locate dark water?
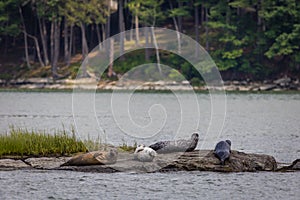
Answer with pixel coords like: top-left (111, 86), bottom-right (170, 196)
top-left (0, 91), bottom-right (299, 199)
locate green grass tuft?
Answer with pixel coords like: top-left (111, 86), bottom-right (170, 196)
top-left (0, 128), bottom-right (88, 157)
top-left (118, 140), bottom-right (137, 152)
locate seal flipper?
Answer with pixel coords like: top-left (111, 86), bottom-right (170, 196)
top-left (220, 160), bottom-right (225, 165)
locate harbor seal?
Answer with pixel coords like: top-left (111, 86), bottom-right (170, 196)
top-left (61, 149), bottom-right (118, 166)
top-left (214, 140), bottom-right (231, 165)
top-left (133, 144), bottom-right (157, 162)
top-left (149, 133), bottom-right (199, 153)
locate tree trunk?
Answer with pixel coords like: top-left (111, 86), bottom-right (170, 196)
top-left (195, 3), bottom-right (200, 58)
top-left (96, 24), bottom-right (102, 51)
top-left (50, 20), bottom-right (54, 66)
top-left (130, 20), bottom-right (133, 41)
top-left (168, 0), bottom-right (181, 54)
top-left (105, 0), bottom-right (111, 52)
top-left (67, 25), bottom-right (73, 67)
top-left (38, 17), bottom-right (49, 66)
top-left (135, 14), bottom-right (139, 45)
top-left (80, 22), bottom-right (88, 77)
top-left (64, 20), bottom-right (69, 64)
top-left (26, 33), bottom-right (45, 67)
top-left (178, 0), bottom-right (183, 33)
top-left (101, 23), bottom-right (106, 40)
top-left (205, 6), bottom-right (209, 51)
top-left (151, 27), bottom-right (162, 75)
top-left (145, 27), bottom-right (150, 61)
top-left (119, 0), bottom-right (125, 57)
top-left (201, 4), bottom-right (205, 26)
top-left (80, 23), bottom-right (89, 59)
top-left (72, 27), bottom-right (76, 56)
top-left (226, 0), bottom-right (231, 25)
top-left (18, 6), bottom-right (31, 68)
top-left (106, 0), bottom-right (111, 40)
top-left (108, 38), bottom-right (114, 77)
top-left (52, 20), bottom-right (60, 78)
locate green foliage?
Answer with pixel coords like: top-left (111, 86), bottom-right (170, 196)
top-left (168, 69), bottom-right (185, 82)
top-left (62, 0), bottom-right (108, 25)
top-left (169, 5), bottom-right (190, 18)
top-left (190, 77), bottom-right (203, 86)
top-left (1, 0), bottom-right (300, 80)
top-left (128, 0), bottom-right (164, 26)
top-left (0, 0), bottom-right (20, 38)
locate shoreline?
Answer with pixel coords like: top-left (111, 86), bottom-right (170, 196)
top-left (0, 76), bottom-right (300, 92)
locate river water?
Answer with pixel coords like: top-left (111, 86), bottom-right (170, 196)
top-left (0, 91), bottom-right (299, 199)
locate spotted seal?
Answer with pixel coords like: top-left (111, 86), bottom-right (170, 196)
top-left (149, 133), bottom-right (199, 153)
top-left (133, 144), bottom-right (157, 162)
top-left (214, 140), bottom-right (231, 165)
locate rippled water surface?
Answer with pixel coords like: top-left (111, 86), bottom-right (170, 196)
top-left (0, 170), bottom-right (299, 200)
top-left (0, 91), bottom-right (299, 199)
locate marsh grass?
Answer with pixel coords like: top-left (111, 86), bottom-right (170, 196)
top-left (0, 128), bottom-right (89, 157)
top-left (118, 140), bottom-right (137, 152)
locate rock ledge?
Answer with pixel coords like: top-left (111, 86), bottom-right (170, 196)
top-left (0, 150), bottom-right (296, 173)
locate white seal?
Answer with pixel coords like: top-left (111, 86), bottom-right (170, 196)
top-left (133, 144), bottom-right (157, 162)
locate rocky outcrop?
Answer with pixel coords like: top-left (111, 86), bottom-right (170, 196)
top-left (24, 157), bottom-right (71, 169)
top-left (0, 150), bottom-right (296, 173)
top-left (59, 150), bottom-right (278, 173)
top-left (277, 159), bottom-right (300, 172)
top-left (0, 159), bottom-right (30, 170)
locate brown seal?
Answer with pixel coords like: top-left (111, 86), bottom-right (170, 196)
top-left (61, 149), bottom-right (118, 166)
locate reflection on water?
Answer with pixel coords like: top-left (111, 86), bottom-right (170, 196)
top-left (0, 92), bottom-right (299, 199)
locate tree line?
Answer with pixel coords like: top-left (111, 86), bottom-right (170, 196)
top-left (0, 0), bottom-right (299, 80)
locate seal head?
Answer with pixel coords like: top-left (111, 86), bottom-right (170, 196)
top-left (214, 140), bottom-right (231, 165)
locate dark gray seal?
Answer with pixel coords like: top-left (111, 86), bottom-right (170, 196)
top-left (214, 140), bottom-right (231, 165)
top-left (149, 133), bottom-right (199, 153)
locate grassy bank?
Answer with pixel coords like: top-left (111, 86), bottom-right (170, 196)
top-left (0, 128), bottom-right (90, 157)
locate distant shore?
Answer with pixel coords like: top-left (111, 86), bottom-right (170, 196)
top-left (0, 76), bottom-right (299, 92)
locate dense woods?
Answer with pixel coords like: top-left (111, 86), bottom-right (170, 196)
top-left (0, 0), bottom-right (299, 81)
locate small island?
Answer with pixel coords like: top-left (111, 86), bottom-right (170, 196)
top-left (0, 129), bottom-right (299, 173)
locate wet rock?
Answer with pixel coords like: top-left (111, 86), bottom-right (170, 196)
top-left (291, 159), bottom-right (300, 170)
top-left (274, 76), bottom-right (291, 85)
top-left (59, 150), bottom-right (277, 173)
top-left (277, 159), bottom-right (300, 172)
top-left (288, 83), bottom-right (299, 90)
top-left (0, 79), bottom-right (5, 85)
top-left (26, 78), bottom-right (50, 84)
top-left (259, 84), bottom-right (277, 91)
top-left (0, 159), bottom-right (30, 170)
top-left (161, 150), bottom-right (277, 172)
top-left (25, 157), bottom-right (71, 169)
top-left (237, 86), bottom-right (251, 91)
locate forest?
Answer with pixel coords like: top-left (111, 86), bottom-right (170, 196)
top-left (0, 0), bottom-right (299, 81)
